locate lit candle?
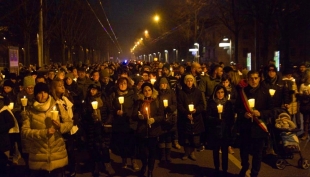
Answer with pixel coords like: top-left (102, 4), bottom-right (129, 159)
top-left (91, 101), bottom-right (98, 110)
top-left (217, 104), bottom-right (223, 113)
top-left (118, 96), bottom-right (124, 111)
top-left (248, 99), bottom-right (255, 108)
top-left (170, 68), bottom-right (174, 76)
top-left (201, 72), bottom-right (204, 76)
top-left (188, 104), bottom-right (194, 112)
top-left (8, 102), bottom-right (14, 110)
top-left (73, 78), bottom-right (77, 82)
top-left (51, 106), bottom-right (59, 121)
top-left (150, 79), bottom-right (156, 85)
top-left (21, 96), bottom-right (28, 111)
top-left (269, 89), bottom-right (276, 97)
top-left (137, 74), bottom-right (140, 76)
top-left (228, 94), bottom-right (231, 100)
top-left (163, 99), bottom-right (168, 107)
top-left (146, 107), bottom-right (151, 128)
top-left (2, 75), bottom-right (5, 79)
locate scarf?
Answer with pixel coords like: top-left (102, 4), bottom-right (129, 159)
top-left (214, 97), bottom-right (227, 105)
top-left (239, 88), bottom-right (268, 133)
top-left (33, 96), bottom-right (53, 112)
top-left (117, 89), bottom-right (128, 96)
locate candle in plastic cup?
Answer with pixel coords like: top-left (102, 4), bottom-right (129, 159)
top-left (228, 94), bottom-right (231, 100)
top-left (51, 106), bottom-right (59, 121)
top-left (217, 104), bottom-right (223, 113)
top-left (188, 104), bottom-right (194, 112)
top-left (269, 89), bottom-right (276, 96)
top-left (248, 99), bottom-right (255, 108)
top-left (21, 96), bottom-right (28, 107)
top-left (8, 102), bottom-right (14, 110)
top-left (2, 75), bottom-right (5, 79)
top-left (150, 79), bottom-right (156, 85)
top-left (201, 72), bottom-right (204, 76)
top-left (118, 97), bottom-right (124, 104)
top-left (91, 101), bottom-right (98, 110)
top-left (163, 100), bottom-right (168, 107)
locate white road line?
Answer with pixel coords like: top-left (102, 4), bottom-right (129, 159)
top-left (228, 153), bottom-right (251, 177)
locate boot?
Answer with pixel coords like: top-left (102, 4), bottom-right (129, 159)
top-left (122, 158), bottom-right (128, 168)
top-left (173, 140), bottom-right (181, 150)
top-left (92, 162), bottom-right (100, 177)
top-left (104, 162), bottom-right (115, 175)
top-left (238, 167), bottom-right (248, 177)
top-left (301, 123), bottom-right (309, 140)
top-left (131, 158), bottom-right (139, 171)
top-left (189, 148), bottom-right (196, 161)
top-left (147, 170), bottom-right (153, 177)
top-left (182, 146), bottom-right (190, 160)
top-left (160, 148), bottom-right (166, 162)
top-left (165, 142), bottom-right (172, 162)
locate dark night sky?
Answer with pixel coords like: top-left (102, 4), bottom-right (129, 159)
top-left (106, 0), bottom-right (161, 58)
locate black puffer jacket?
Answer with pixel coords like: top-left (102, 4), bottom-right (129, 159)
top-left (0, 105), bottom-right (15, 152)
top-left (136, 89), bottom-right (164, 138)
top-left (158, 88), bottom-right (177, 133)
top-left (109, 89), bottom-right (139, 132)
top-left (177, 85), bottom-right (205, 136)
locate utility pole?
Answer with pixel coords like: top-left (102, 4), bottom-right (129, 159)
top-left (38, 0), bottom-right (44, 67)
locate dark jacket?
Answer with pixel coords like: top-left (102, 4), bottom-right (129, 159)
top-left (206, 85), bottom-right (235, 143)
top-left (177, 85), bottom-right (205, 136)
top-left (136, 89), bottom-right (164, 138)
top-left (77, 77), bottom-right (93, 100)
top-left (235, 84), bottom-right (273, 138)
top-left (109, 89), bottom-right (139, 132)
top-left (0, 109), bottom-right (15, 152)
top-left (158, 88), bottom-right (177, 133)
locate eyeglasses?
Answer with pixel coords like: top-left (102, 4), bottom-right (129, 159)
top-left (26, 87), bottom-right (34, 90)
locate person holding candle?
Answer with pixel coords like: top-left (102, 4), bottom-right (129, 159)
top-left (108, 77), bottom-right (140, 171)
top-left (177, 74), bottom-right (205, 161)
top-left (206, 85), bottom-right (235, 177)
top-left (297, 73), bottom-right (310, 140)
top-left (136, 82), bottom-right (164, 177)
top-left (158, 77), bottom-right (177, 163)
top-left (235, 70), bottom-right (273, 177)
top-left (82, 82), bottom-right (115, 176)
top-left (21, 82), bottom-right (73, 177)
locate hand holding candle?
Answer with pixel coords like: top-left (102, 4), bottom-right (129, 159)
top-left (269, 89), bottom-right (276, 97)
top-left (8, 102), bottom-right (14, 110)
top-left (146, 107), bottom-right (151, 128)
top-left (163, 99), bottom-right (168, 107)
top-left (91, 101), bottom-right (98, 115)
top-left (118, 96), bottom-right (124, 111)
top-left (51, 106), bottom-right (59, 121)
top-left (248, 99), bottom-right (255, 122)
top-left (217, 104), bottom-right (223, 120)
top-left (188, 104), bottom-right (194, 124)
top-left (21, 96), bottom-right (28, 111)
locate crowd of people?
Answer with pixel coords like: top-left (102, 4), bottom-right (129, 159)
top-left (0, 60), bottom-right (309, 177)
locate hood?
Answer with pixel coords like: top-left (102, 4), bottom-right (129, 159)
top-left (138, 88), bottom-right (158, 101)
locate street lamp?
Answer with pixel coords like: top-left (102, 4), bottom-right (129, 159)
top-left (154, 15), bottom-right (160, 23)
top-left (164, 50), bottom-right (168, 63)
top-left (219, 37), bottom-right (232, 62)
top-left (158, 52), bottom-right (161, 61)
top-left (173, 49), bottom-right (178, 62)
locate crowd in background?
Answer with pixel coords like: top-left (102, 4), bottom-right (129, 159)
top-left (0, 59), bottom-right (309, 177)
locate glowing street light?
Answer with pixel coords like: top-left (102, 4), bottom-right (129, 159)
top-left (219, 37), bottom-right (232, 62)
top-left (154, 15), bottom-right (160, 22)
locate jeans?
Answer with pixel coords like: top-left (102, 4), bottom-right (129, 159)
top-left (138, 137), bottom-right (158, 171)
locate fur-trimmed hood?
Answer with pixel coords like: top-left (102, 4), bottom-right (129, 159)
top-left (138, 88), bottom-right (158, 101)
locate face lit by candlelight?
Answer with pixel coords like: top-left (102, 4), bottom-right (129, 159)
top-left (216, 88), bottom-right (225, 100)
top-left (143, 86), bottom-right (153, 98)
top-left (36, 91), bottom-right (49, 103)
top-left (118, 80), bottom-right (128, 91)
top-left (55, 82), bottom-right (65, 94)
top-left (248, 73), bottom-right (260, 88)
top-left (160, 83), bottom-right (168, 90)
top-left (90, 88), bottom-right (98, 96)
top-left (185, 78), bottom-right (194, 88)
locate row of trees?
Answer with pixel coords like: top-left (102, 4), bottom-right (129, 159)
top-left (136, 0), bottom-right (310, 68)
top-left (0, 0), bottom-right (117, 66)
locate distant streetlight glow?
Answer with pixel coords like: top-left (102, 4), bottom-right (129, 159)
top-left (144, 30), bottom-right (148, 34)
top-left (154, 15), bottom-right (160, 22)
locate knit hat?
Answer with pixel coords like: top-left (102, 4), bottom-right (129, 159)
top-left (23, 76), bottom-right (35, 88)
top-left (88, 81), bottom-right (101, 90)
top-left (3, 80), bottom-right (14, 88)
top-left (132, 76), bottom-right (143, 85)
top-left (184, 74), bottom-right (195, 84)
top-left (159, 77), bottom-right (169, 85)
top-left (34, 82), bottom-right (49, 96)
top-left (141, 82), bottom-right (153, 92)
top-left (100, 69), bottom-right (110, 78)
top-left (65, 73), bottom-right (74, 80)
top-left (162, 63), bottom-right (170, 70)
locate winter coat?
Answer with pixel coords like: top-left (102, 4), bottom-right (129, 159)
top-left (77, 77), bottom-right (93, 100)
top-left (282, 77), bottom-right (298, 115)
top-left (235, 84), bottom-right (273, 138)
top-left (21, 96), bottom-right (73, 171)
top-left (177, 85), bottom-right (205, 136)
top-left (297, 83), bottom-right (310, 114)
top-left (136, 89), bottom-right (164, 138)
top-left (0, 105), bottom-right (14, 152)
top-left (206, 95), bottom-right (235, 145)
top-left (109, 89), bottom-right (139, 132)
top-left (158, 88), bottom-right (177, 133)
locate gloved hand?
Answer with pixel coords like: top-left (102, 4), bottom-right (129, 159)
top-left (147, 118), bottom-right (155, 125)
top-left (92, 113), bottom-right (100, 122)
top-left (138, 111), bottom-right (144, 120)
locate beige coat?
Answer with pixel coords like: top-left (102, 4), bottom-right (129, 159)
top-left (21, 96), bottom-right (73, 171)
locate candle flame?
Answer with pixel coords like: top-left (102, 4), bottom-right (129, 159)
top-left (53, 106), bottom-right (56, 111)
top-left (146, 107), bottom-right (148, 111)
top-left (24, 96), bottom-right (26, 98)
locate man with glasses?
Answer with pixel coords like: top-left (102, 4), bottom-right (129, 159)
top-left (236, 70), bottom-right (273, 177)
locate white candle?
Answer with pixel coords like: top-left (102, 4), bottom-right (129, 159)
top-left (91, 101), bottom-right (98, 110)
top-left (188, 104), bottom-right (194, 112)
top-left (201, 72), bottom-right (204, 76)
top-left (8, 102), bottom-right (14, 110)
top-left (51, 106), bottom-right (59, 121)
top-left (21, 96), bottom-right (28, 107)
top-left (137, 74), bottom-right (139, 76)
top-left (73, 78), bottom-right (77, 82)
top-left (269, 89), bottom-right (276, 96)
top-left (118, 96), bottom-right (124, 104)
top-left (248, 99), bottom-right (255, 108)
top-left (163, 99), bottom-right (168, 107)
top-left (150, 79), bottom-right (156, 85)
top-left (228, 94), bottom-right (231, 100)
top-left (2, 75), bottom-right (5, 79)
top-left (217, 104), bottom-right (223, 113)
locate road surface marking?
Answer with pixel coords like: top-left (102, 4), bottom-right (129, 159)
top-left (229, 153), bottom-right (250, 177)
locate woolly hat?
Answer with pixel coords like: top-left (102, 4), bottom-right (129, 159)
top-left (100, 69), bottom-right (110, 78)
top-left (3, 79), bottom-right (14, 88)
top-left (162, 63), bottom-right (170, 70)
top-left (141, 82), bottom-right (153, 92)
top-left (184, 74), bottom-right (195, 84)
top-left (65, 73), bottom-right (74, 80)
top-left (159, 77), bottom-right (169, 85)
top-left (23, 76), bottom-right (35, 88)
top-left (34, 82), bottom-right (49, 96)
top-left (133, 76), bottom-right (143, 85)
top-left (88, 81), bottom-right (101, 90)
